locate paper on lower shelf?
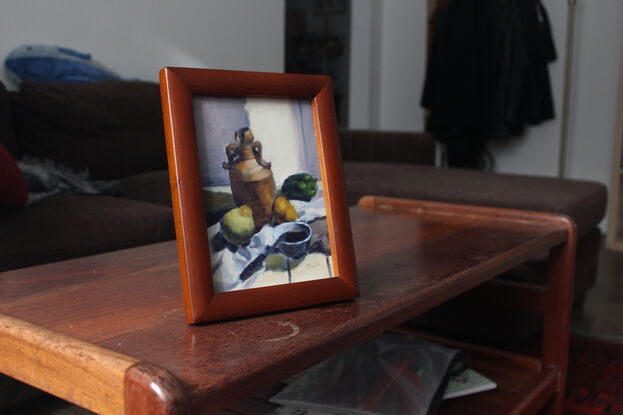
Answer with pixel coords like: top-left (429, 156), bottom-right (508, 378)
top-left (271, 369), bottom-right (499, 415)
top-left (270, 406), bottom-right (334, 415)
top-left (442, 368), bottom-right (497, 400)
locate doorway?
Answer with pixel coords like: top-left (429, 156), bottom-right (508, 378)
top-left (285, 0), bottom-right (351, 127)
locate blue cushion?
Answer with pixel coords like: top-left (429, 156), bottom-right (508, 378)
top-left (5, 45), bottom-right (119, 84)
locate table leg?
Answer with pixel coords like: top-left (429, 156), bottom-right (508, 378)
top-left (541, 218), bottom-right (576, 415)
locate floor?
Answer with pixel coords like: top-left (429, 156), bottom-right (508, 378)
top-left (2, 395), bottom-right (92, 415)
top-left (4, 245), bottom-right (622, 414)
top-left (572, 245), bottom-right (623, 339)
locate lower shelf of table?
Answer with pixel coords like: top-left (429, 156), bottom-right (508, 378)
top-left (224, 329), bottom-right (559, 415)
top-left (411, 330), bottom-right (558, 415)
top-left (438, 354), bottom-right (557, 415)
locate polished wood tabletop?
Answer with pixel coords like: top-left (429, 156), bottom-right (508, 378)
top-left (0, 197), bottom-right (574, 415)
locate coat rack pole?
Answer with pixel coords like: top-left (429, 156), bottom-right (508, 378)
top-left (559, 0), bottom-right (578, 178)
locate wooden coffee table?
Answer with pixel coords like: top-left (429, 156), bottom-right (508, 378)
top-left (0, 196), bottom-right (576, 415)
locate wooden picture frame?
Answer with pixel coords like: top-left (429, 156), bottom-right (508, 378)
top-left (160, 67), bottom-right (358, 324)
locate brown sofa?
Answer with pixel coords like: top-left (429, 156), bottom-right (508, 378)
top-left (340, 129), bottom-right (606, 306)
top-left (0, 81), bottom-right (175, 273)
top-left (0, 80), bottom-right (607, 407)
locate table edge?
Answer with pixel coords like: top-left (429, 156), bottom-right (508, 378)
top-left (0, 313), bottom-right (189, 415)
top-left (357, 196), bottom-right (577, 232)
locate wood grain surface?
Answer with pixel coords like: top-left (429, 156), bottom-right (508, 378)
top-left (0, 199), bottom-right (574, 414)
top-left (124, 362), bottom-right (189, 415)
top-left (0, 313), bottom-right (136, 415)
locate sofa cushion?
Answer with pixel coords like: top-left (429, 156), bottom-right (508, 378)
top-left (0, 194), bottom-right (174, 272)
top-left (0, 82), bottom-right (18, 156)
top-left (119, 169), bottom-right (172, 208)
top-left (11, 80), bottom-right (166, 180)
top-left (339, 129), bottom-right (436, 166)
top-left (0, 143), bottom-right (27, 209)
top-left (343, 162), bottom-right (607, 238)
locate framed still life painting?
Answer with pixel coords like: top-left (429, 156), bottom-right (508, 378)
top-left (159, 67), bottom-right (358, 323)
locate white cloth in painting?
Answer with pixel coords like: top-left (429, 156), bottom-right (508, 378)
top-left (210, 188), bottom-right (327, 292)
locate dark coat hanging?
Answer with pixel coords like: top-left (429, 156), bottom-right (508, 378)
top-left (421, 0), bottom-right (556, 169)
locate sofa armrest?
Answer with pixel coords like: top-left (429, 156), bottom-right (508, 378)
top-left (338, 129), bottom-right (436, 166)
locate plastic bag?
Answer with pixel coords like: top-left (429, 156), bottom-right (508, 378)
top-left (271, 334), bottom-right (462, 415)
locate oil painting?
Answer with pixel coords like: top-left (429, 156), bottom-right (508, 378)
top-left (161, 67), bottom-right (357, 323)
top-left (193, 96), bottom-right (334, 293)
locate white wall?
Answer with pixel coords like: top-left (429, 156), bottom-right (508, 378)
top-left (349, 0), bottom-right (427, 131)
top-left (348, 0), bottom-right (374, 128)
top-left (0, 0), bottom-right (285, 88)
top-left (564, 1), bottom-right (623, 187)
top-left (376, 0), bottom-right (428, 131)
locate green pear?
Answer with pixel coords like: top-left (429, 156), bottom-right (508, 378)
top-left (220, 205), bottom-right (256, 246)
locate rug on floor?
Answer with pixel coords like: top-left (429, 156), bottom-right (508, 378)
top-left (565, 335), bottom-right (623, 415)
